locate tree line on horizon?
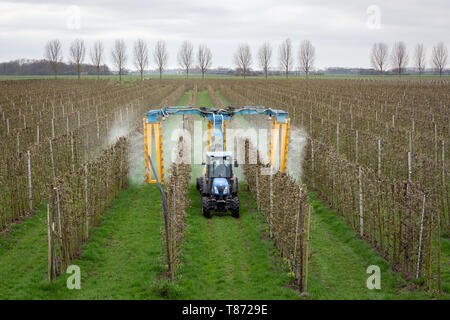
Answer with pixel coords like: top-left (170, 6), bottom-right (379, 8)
top-left (370, 41), bottom-right (448, 77)
top-left (1, 38), bottom-right (448, 80)
top-left (0, 58), bottom-right (113, 77)
top-left (40, 38), bottom-right (317, 81)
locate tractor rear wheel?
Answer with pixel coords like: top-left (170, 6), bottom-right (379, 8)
top-left (231, 197), bottom-right (240, 218)
top-left (202, 197), bottom-right (212, 219)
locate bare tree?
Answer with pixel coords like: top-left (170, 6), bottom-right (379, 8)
top-left (133, 39), bottom-right (149, 80)
top-left (45, 39), bottom-right (62, 79)
top-left (298, 40), bottom-right (315, 79)
top-left (111, 39), bottom-right (127, 83)
top-left (90, 41), bottom-right (104, 80)
top-left (69, 39), bottom-right (86, 79)
top-left (279, 38), bottom-right (293, 79)
top-left (233, 43), bottom-right (252, 79)
top-left (413, 43), bottom-right (426, 77)
top-left (370, 42), bottom-right (389, 75)
top-left (197, 45), bottom-right (212, 79)
top-left (431, 42), bottom-right (448, 78)
top-left (177, 41), bottom-right (194, 79)
top-left (391, 41), bottom-right (409, 76)
top-left (153, 40), bottom-right (168, 80)
top-left (258, 42), bottom-right (272, 79)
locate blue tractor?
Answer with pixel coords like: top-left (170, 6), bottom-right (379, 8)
top-left (144, 106), bottom-right (290, 219)
top-left (196, 152), bottom-right (239, 218)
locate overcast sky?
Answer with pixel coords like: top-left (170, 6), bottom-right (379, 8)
top-left (0, 0), bottom-right (449, 70)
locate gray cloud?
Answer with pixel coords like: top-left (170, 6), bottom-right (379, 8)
top-left (0, 0), bottom-right (448, 70)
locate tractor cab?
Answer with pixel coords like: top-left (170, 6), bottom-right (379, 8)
top-left (197, 152), bottom-right (239, 218)
top-left (206, 151), bottom-right (234, 176)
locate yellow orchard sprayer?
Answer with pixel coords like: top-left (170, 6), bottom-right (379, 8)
top-left (143, 106), bottom-right (290, 218)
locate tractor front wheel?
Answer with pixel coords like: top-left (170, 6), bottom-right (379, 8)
top-left (202, 197), bottom-right (212, 219)
top-left (231, 197), bottom-right (240, 218)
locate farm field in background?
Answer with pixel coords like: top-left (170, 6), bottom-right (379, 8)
top-left (0, 78), bottom-right (448, 299)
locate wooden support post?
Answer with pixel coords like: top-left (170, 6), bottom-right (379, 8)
top-left (295, 193), bottom-right (303, 291)
top-left (408, 151), bottom-right (412, 182)
top-left (358, 166), bottom-right (364, 237)
top-left (47, 203), bottom-right (56, 281)
top-left (304, 205), bottom-right (311, 293)
top-left (70, 133), bottom-right (75, 172)
top-left (434, 123), bottom-right (438, 162)
top-left (269, 167), bottom-right (273, 238)
top-left (27, 150), bottom-right (32, 211)
top-left (96, 118), bottom-right (100, 140)
top-left (54, 187), bottom-right (63, 254)
top-left (17, 132), bottom-right (20, 157)
top-left (84, 164), bottom-right (89, 238)
top-left (336, 123), bottom-right (340, 154)
top-left (255, 167), bottom-right (260, 212)
top-left (416, 194), bottom-right (426, 278)
top-left (49, 139), bottom-right (56, 180)
top-left (377, 139), bottom-right (381, 178)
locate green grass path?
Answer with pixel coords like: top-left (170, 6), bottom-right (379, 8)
top-left (306, 192), bottom-right (438, 299)
top-left (176, 186), bottom-right (300, 299)
top-left (177, 90), bottom-right (191, 105)
top-left (196, 90), bottom-right (214, 107)
top-left (171, 89), bottom-right (299, 299)
top-left (0, 184), bottom-right (167, 299)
